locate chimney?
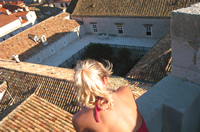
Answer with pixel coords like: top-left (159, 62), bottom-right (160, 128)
top-left (24, 6), bottom-right (29, 11)
top-left (12, 54), bottom-right (20, 63)
top-left (41, 35), bottom-right (48, 46)
top-left (5, 9), bottom-right (11, 15)
top-left (19, 17), bottom-right (22, 22)
top-left (28, 34), bottom-right (40, 42)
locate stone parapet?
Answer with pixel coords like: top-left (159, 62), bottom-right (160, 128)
top-left (171, 3), bottom-right (200, 85)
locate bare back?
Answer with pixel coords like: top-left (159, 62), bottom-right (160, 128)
top-left (72, 86), bottom-right (143, 132)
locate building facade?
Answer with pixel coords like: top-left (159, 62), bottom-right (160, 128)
top-left (72, 0), bottom-right (199, 39)
top-left (0, 1), bottom-right (38, 42)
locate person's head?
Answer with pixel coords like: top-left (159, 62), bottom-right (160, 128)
top-left (74, 59), bottom-right (113, 110)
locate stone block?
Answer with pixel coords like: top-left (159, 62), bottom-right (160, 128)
top-left (172, 40), bottom-right (195, 68)
top-left (171, 4), bottom-right (200, 41)
top-left (171, 65), bottom-right (200, 85)
top-left (162, 105), bottom-right (182, 132)
top-left (171, 4), bottom-right (200, 84)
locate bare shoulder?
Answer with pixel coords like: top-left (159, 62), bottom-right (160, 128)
top-left (115, 86), bottom-right (135, 99)
top-left (72, 111), bottom-right (86, 132)
top-left (115, 86), bottom-right (132, 95)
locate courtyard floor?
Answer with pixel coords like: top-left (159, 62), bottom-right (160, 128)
top-left (41, 34), bottom-right (159, 67)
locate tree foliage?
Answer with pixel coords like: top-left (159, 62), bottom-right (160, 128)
top-left (83, 43), bottom-right (113, 61)
top-left (119, 48), bottom-right (131, 59)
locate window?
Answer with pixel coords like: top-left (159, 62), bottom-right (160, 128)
top-left (65, 3), bottom-right (68, 7)
top-left (92, 24), bottom-right (98, 32)
top-left (64, 40), bottom-right (68, 46)
top-left (146, 26), bottom-right (152, 36)
top-left (61, 3), bottom-right (64, 7)
top-left (36, 57), bottom-right (41, 63)
top-left (117, 25), bottom-right (123, 34)
top-left (50, 48), bottom-right (56, 54)
top-left (144, 24), bottom-right (153, 36)
top-left (34, 36), bottom-right (39, 42)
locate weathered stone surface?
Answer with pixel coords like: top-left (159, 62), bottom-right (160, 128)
top-left (171, 3), bottom-right (200, 85)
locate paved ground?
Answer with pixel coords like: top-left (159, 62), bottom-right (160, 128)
top-left (41, 34), bottom-right (159, 67)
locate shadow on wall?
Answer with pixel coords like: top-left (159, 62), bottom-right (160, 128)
top-left (19, 32), bottom-right (69, 61)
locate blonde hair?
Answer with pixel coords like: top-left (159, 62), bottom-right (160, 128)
top-left (74, 59), bottom-right (113, 110)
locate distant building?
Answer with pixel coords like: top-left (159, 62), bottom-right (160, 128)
top-left (49, 0), bottom-right (71, 8)
top-left (29, 5), bottom-right (66, 22)
top-left (72, 0), bottom-right (199, 39)
top-left (0, 12), bottom-right (81, 64)
top-left (0, 1), bottom-right (38, 42)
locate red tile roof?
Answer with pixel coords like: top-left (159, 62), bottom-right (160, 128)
top-left (49, 0), bottom-right (71, 3)
top-left (0, 12), bottom-right (80, 61)
top-left (72, 0), bottom-right (200, 17)
top-left (126, 31), bottom-right (172, 83)
top-left (0, 94), bottom-right (75, 131)
top-left (0, 65), bottom-right (78, 114)
top-left (0, 13), bottom-right (19, 27)
top-left (14, 11), bottom-right (29, 16)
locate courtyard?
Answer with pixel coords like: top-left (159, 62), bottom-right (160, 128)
top-left (40, 34), bottom-right (159, 67)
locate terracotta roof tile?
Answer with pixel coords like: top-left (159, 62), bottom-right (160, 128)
top-left (108, 76), bottom-right (155, 99)
top-left (49, 0), bottom-right (71, 3)
top-left (14, 11), bottom-right (29, 16)
top-left (0, 13), bottom-right (19, 28)
top-left (0, 94), bottom-right (75, 131)
top-left (72, 0), bottom-right (200, 17)
top-left (0, 66), bottom-right (79, 114)
top-left (126, 31), bottom-right (172, 83)
top-left (0, 12), bottom-right (80, 61)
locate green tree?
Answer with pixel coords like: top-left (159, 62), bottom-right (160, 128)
top-left (119, 48), bottom-right (131, 59)
top-left (83, 43), bottom-right (113, 61)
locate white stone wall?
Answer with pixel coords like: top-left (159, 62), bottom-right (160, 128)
top-left (171, 3), bottom-right (200, 85)
top-left (0, 11), bottom-right (38, 42)
top-left (26, 11), bottom-right (38, 25)
top-left (72, 16), bottom-right (170, 39)
top-left (53, 2), bottom-right (69, 8)
top-left (0, 19), bottom-right (21, 37)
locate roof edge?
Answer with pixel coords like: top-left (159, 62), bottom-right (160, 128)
top-left (71, 15), bottom-right (171, 19)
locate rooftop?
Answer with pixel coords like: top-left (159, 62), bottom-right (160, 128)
top-left (72, 0), bottom-right (200, 17)
top-left (126, 31), bottom-right (172, 83)
top-left (0, 13), bottom-right (19, 28)
top-left (0, 12), bottom-right (80, 61)
top-left (0, 60), bottom-right (154, 117)
top-left (49, 0), bottom-right (71, 3)
top-left (29, 6), bottom-right (64, 22)
top-left (0, 1), bottom-right (25, 12)
top-left (0, 1), bottom-right (32, 29)
top-left (0, 94), bottom-right (75, 131)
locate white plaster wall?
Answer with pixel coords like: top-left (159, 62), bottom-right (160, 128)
top-left (53, 3), bottom-right (61, 7)
top-left (0, 12), bottom-right (37, 42)
top-left (26, 11), bottom-right (38, 25)
top-left (53, 2), bottom-right (69, 8)
top-left (0, 19), bottom-right (21, 37)
top-left (72, 16), bottom-right (170, 39)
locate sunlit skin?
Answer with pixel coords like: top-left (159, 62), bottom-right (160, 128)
top-left (73, 77), bottom-right (143, 132)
